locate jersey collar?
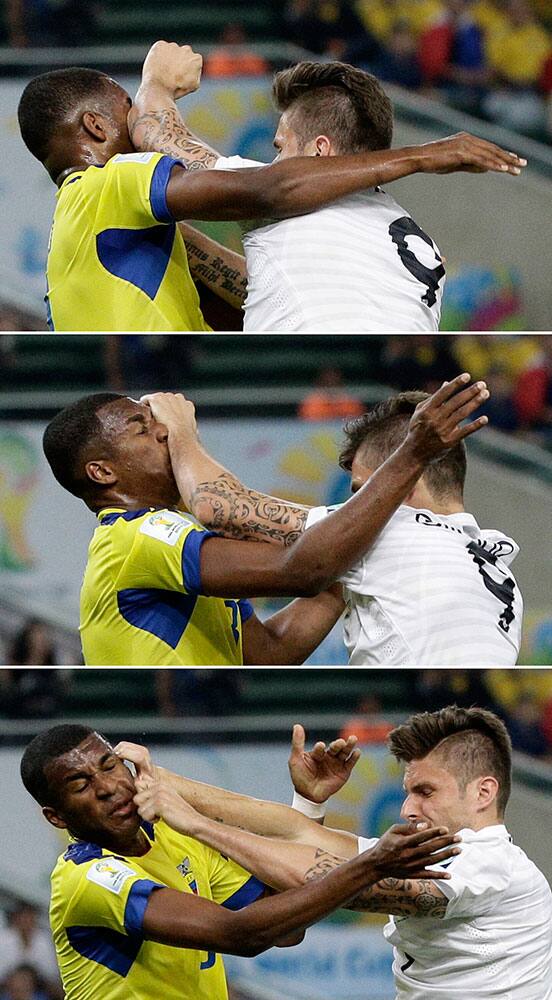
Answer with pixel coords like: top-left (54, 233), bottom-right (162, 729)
top-left (97, 507), bottom-right (153, 525)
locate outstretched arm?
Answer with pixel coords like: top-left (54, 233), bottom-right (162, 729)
top-left (145, 376), bottom-right (490, 598)
top-left (135, 782), bottom-right (454, 919)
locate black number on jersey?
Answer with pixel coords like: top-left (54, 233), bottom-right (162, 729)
top-left (400, 953), bottom-right (415, 973)
top-left (388, 216), bottom-right (445, 307)
top-left (467, 541), bottom-right (516, 633)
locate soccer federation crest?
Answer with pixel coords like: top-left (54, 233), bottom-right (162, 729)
top-left (177, 857), bottom-right (199, 894)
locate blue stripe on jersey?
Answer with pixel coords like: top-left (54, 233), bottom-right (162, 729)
top-left (149, 155), bottom-right (182, 223)
top-left (124, 879), bottom-right (164, 935)
top-left (99, 508), bottom-right (151, 526)
top-left (141, 819), bottom-right (156, 840)
top-left (96, 224), bottom-right (176, 301)
top-left (117, 587), bottom-right (198, 648)
top-left (64, 841), bottom-right (103, 865)
top-left (181, 529), bottom-right (216, 595)
top-left (238, 599), bottom-right (254, 623)
top-left (221, 875), bottom-right (265, 910)
top-left (66, 924), bottom-right (142, 977)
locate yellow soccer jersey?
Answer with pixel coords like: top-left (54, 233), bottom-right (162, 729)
top-left (80, 507), bottom-right (253, 666)
top-left (50, 819), bottom-right (265, 1000)
top-left (46, 151), bottom-right (210, 332)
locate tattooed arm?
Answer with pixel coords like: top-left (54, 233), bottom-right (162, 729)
top-left (178, 223), bottom-right (247, 308)
top-left (130, 41), bottom-right (221, 169)
top-left (140, 392), bottom-right (310, 545)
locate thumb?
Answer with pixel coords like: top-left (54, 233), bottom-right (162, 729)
top-left (290, 724), bottom-right (305, 758)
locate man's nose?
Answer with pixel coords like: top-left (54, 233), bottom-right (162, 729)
top-left (94, 771), bottom-right (118, 798)
top-left (400, 796), bottom-right (417, 821)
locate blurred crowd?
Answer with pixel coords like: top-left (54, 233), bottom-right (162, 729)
top-left (341, 669), bottom-right (552, 760)
top-left (299, 334), bottom-right (552, 451)
top-left (3, 654), bottom-right (552, 762)
top-left (2, 1), bottom-right (552, 143)
top-left (283, 0), bottom-right (552, 140)
top-left (0, 902), bottom-right (61, 1000)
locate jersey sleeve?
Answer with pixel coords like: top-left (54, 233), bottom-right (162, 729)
top-left (64, 856), bottom-right (165, 938)
top-left (205, 847), bottom-right (266, 910)
top-left (357, 835), bottom-right (379, 854)
top-left (103, 152), bottom-right (184, 226)
top-left (428, 842), bottom-right (512, 918)
top-left (305, 505), bottom-right (366, 590)
top-left (214, 155), bottom-right (266, 169)
top-left (115, 510), bottom-right (216, 596)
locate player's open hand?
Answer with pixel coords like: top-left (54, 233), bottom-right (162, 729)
top-left (141, 40), bottom-right (203, 99)
top-left (405, 372), bottom-right (489, 464)
top-left (418, 132), bottom-right (526, 175)
top-left (362, 823), bottom-right (461, 880)
top-left (289, 724), bottom-right (361, 804)
top-left (140, 392), bottom-right (198, 441)
top-left (134, 779), bottom-right (202, 836)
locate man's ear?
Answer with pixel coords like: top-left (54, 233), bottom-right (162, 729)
top-left (81, 111), bottom-right (109, 143)
top-left (43, 806), bottom-right (68, 831)
top-left (85, 459), bottom-right (117, 486)
top-left (314, 135), bottom-right (333, 157)
top-left (476, 775), bottom-right (499, 813)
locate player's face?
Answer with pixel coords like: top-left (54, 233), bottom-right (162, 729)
top-left (43, 733), bottom-right (141, 846)
top-left (273, 112), bottom-right (303, 160)
top-left (350, 450), bottom-right (373, 492)
top-left (93, 397), bottom-right (181, 507)
top-left (400, 755), bottom-right (479, 834)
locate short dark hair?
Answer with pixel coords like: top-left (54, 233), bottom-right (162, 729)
top-left (388, 706), bottom-right (512, 816)
top-left (18, 68), bottom-right (111, 165)
top-left (272, 61), bottom-right (393, 153)
top-left (339, 391), bottom-right (467, 501)
top-left (43, 392), bottom-right (123, 500)
top-left (20, 724), bottom-right (94, 807)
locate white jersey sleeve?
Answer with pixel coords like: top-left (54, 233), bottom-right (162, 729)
top-left (305, 504), bottom-right (366, 590)
top-left (435, 834), bottom-right (512, 918)
top-left (215, 155), bottom-right (266, 169)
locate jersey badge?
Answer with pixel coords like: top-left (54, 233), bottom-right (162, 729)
top-left (86, 857), bottom-right (136, 895)
top-left (139, 511), bottom-right (192, 546)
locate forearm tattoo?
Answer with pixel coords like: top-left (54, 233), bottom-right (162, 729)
top-left (129, 108), bottom-right (218, 169)
top-left (185, 240), bottom-right (247, 305)
top-left (349, 877), bottom-right (447, 918)
top-left (190, 473), bottom-right (308, 546)
top-left (303, 850), bottom-right (447, 918)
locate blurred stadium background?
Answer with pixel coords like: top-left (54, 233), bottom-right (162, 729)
top-left (0, 332), bottom-right (551, 666)
top-left (0, 0), bottom-right (552, 328)
top-left (1, 666), bottom-right (552, 1000)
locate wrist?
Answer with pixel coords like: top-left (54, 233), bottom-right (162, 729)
top-left (395, 435), bottom-right (428, 473)
top-left (291, 791), bottom-right (327, 819)
top-left (134, 81), bottom-right (177, 112)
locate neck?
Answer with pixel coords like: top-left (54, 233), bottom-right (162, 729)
top-left (73, 826), bottom-right (150, 856)
top-left (55, 165), bottom-right (85, 187)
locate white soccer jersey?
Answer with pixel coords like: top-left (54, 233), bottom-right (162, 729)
top-left (305, 504), bottom-right (522, 665)
top-left (215, 155), bottom-right (445, 332)
top-left (358, 826), bottom-right (552, 999)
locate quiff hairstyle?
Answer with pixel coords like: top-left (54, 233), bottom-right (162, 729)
top-left (18, 68), bottom-right (113, 169)
top-left (339, 391), bottom-right (467, 501)
top-left (272, 61), bottom-right (393, 154)
top-left (21, 724), bottom-right (95, 808)
top-left (43, 392), bottom-right (123, 502)
top-left (388, 706), bottom-right (512, 816)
